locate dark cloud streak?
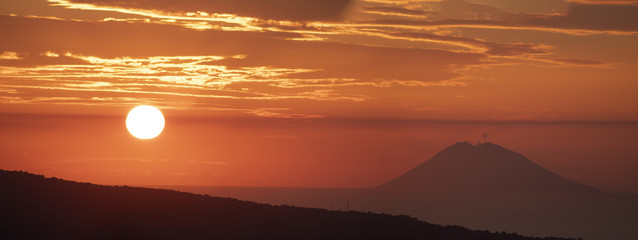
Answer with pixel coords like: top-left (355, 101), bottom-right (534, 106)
top-left (362, 1), bottom-right (638, 32)
top-left (530, 4), bottom-right (638, 31)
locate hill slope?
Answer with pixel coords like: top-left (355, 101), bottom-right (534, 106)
top-left (379, 142), bottom-right (600, 192)
top-left (0, 169), bottom-right (573, 240)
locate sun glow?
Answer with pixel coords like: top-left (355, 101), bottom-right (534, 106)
top-left (126, 105), bottom-right (165, 139)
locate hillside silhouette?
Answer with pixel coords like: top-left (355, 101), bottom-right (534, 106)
top-left (0, 169), bottom-right (575, 240)
top-left (379, 142), bottom-right (600, 192)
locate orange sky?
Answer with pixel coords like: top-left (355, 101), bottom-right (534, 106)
top-left (0, 0), bottom-right (637, 191)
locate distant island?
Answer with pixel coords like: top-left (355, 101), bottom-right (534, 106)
top-left (379, 142), bottom-right (601, 192)
top-left (0, 169), bottom-right (575, 240)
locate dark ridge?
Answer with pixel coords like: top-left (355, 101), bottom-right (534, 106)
top-left (0, 169), bottom-right (575, 240)
top-left (379, 142), bottom-right (601, 192)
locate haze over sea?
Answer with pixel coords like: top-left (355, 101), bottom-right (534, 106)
top-left (2, 115), bottom-right (637, 193)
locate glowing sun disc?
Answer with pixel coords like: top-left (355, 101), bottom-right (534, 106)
top-left (126, 105), bottom-right (165, 139)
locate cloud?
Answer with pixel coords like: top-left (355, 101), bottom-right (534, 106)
top-left (355, 1), bottom-right (638, 34)
top-left (0, 51), bottom-right (21, 60)
top-left (0, 15), bottom-right (299, 57)
top-left (0, 16), bottom-right (490, 108)
top-left (0, 96), bottom-right (86, 104)
top-left (363, 6), bottom-right (434, 18)
top-left (41, 51), bottom-right (60, 57)
top-left (437, 0), bottom-right (536, 22)
top-left (248, 108), bottom-right (323, 119)
top-left (58, 0), bottom-right (354, 22)
top-left (529, 3), bottom-right (638, 31)
top-left (361, 0), bottom-right (537, 23)
top-left (539, 57), bottom-right (615, 67)
top-left (0, 15), bottom-right (494, 121)
top-left (215, 41), bottom-right (484, 83)
top-left (0, 51), bottom-right (89, 67)
top-left (0, 15), bottom-right (483, 81)
top-left (0, 50), bottom-right (372, 102)
top-left (391, 31), bottom-right (550, 56)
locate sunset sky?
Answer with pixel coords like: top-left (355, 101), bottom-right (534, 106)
top-left (1, 0), bottom-right (637, 192)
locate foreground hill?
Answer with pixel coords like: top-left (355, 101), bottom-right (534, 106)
top-left (0, 170), bottom-right (573, 240)
top-left (379, 142), bottom-right (600, 192)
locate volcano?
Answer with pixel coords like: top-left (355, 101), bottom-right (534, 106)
top-left (378, 142), bottom-right (600, 192)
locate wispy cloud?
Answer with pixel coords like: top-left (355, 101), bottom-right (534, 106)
top-left (53, 0), bottom-right (354, 22)
top-left (249, 108), bottom-right (324, 119)
top-left (0, 51), bottom-right (21, 60)
top-left (48, 0), bottom-right (263, 31)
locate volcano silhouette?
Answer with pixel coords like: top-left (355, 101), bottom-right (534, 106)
top-left (379, 142), bottom-right (600, 192)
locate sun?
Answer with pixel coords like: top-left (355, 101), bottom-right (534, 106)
top-left (126, 105), bottom-right (165, 139)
